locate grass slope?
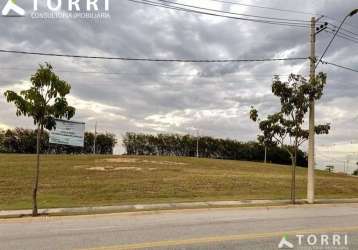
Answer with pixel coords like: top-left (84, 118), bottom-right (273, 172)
top-left (0, 154), bottom-right (357, 210)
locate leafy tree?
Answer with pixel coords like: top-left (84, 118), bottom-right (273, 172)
top-left (354, 163), bottom-right (358, 176)
top-left (0, 130), bottom-right (5, 153)
top-left (122, 132), bottom-right (308, 166)
top-left (3, 129), bottom-right (18, 153)
top-left (4, 63), bottom-right (75, 216)
top-left (257, 134), bottom-right (277, 164)
top-left (325, 165), bottom-right (334, 173)
top-left (0, 128), bottom-right (116, 155)
top-left (250, 74), bottom-right (330, 204)
top-left (95, 133), bottom-right (117, 154)
top-left (353, 168), bottom-right (358, 176)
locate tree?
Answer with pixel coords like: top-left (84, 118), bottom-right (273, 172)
top-left (122, 132), bottom-right (308, 165)
top-left (4, 63), bottom-right (75, 216)
top-left (325, 165), bottom-right (335, 173)
top-left (257, 134), bottom-right (277, 164)
top-left (353, 168), bottom-right (358, 176)
top-left (250, 74), bottom-right (330, 204)
top-left (0, 130), bottom-right (5, 153)
top-left (354, 163), bottom-right (358, 176)
top-left (95, 133), bottom-right (117, 154)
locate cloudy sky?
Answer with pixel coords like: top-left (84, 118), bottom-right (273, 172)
top-left (0, 0), bottom-right (358, 172)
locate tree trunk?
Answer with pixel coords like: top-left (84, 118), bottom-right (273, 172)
top-left (32, 124), bottom-right (41, 216)
top-left (290, 148), bottom-right (297, 204)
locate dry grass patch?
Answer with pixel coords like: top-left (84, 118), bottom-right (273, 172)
top-left (0, 154), bottom-right (357, 210)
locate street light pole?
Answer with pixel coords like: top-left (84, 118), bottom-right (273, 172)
top-left (307, 9), bottom-right (358, 204)
top-left (316, 9), bottom-right (358, 68)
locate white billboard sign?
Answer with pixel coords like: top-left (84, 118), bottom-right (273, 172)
top-left (49, 119), bottom-right (85, 147)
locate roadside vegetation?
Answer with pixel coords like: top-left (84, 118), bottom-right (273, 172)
top-left (0, 128), bottom-right (116, 154)
top-left (123, 132), bottom-right (308, 166)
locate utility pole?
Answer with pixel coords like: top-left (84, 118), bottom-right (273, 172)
top-left (307, 9), bottom-right (358, 203)
top-left (93, 122), bottom-right (97, 155)
top-left (307, 17), bottom-right (316, 204)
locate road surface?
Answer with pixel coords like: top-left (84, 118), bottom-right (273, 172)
top-left (1, 203), bottom-right (358, 250)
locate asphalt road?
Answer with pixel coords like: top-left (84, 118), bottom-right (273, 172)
top-left (1, 203), bottom-right (358, 250)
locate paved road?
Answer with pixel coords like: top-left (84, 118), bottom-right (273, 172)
top-left (1, 204), bottom-right (358, 250)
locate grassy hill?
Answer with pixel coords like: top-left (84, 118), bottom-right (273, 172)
top-left (0, 154), bottom-right (357, 210)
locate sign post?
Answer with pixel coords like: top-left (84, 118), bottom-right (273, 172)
top-left (49, 119), bottom-right (85, 147)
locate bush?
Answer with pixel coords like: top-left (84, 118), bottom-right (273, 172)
top-left (0, 128), bottom-right (116, 155)
top-left (123, 132), bottom-right (308, 167)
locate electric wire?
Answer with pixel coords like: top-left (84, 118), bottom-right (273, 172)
top-left (155, 0), bottom-right (314, 23)
top-left (321, 61), bottom-right (358, 73)
top-left (127, 0), bottom-right (313, 28)
top-left (0, 49), bottom-right (308, 63)
top-left (207, 0), bottom-right (318, 16)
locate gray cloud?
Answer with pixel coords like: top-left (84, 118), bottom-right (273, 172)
top-left (0, 0), bottom-right (358, 170)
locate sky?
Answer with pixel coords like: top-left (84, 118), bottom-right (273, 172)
top-left (0, 0), bottom-right (358, 173)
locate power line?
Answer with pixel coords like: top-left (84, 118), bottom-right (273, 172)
top-left (148, 0), bottom-right (315, 26)
top-left (319, 141), bottom-right (358, 147)
top-left (321, 61), bottom-right (358, 73)
top-left (129, 0), bottom-right (358, 39)
top-left (319, 151), bottom-right (358, 154)
top-left (329, 23), bottom-right (358, 37)
top-left (326, 25), bottom-right (358, 42)
top-left (133, 0), bottom-right (310, 26)
top-left (325, 29), bottom-right (358, 44)
top-left (0, 67), bottom-right (290, 78)
top-left (0, 49), bottom-right (308, 63)
top-left (127, 0), bottom-right (312, 28)
top-left (207, 0), bottom-right (319, 16)
top-left (325, 16), bottom-right (358, 34)
top-left (316, 152), bottom-right (346, 163)
top-left (155, 0), bottom-right (314, 23)
top-left (203, 1), bottom-right (358, 37)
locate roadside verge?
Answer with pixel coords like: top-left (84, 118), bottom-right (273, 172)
top-left (1, 198), bottom-right (358, 219)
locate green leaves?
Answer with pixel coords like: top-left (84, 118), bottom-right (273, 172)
top-left (4, 62), bottom-right (76, 130)
top-left (249, 106), bottom-right (258, 122)
top-left (250, 73), bottom-right (330, 151)
top-left (315, 124), bottom-right (331, 135)
top-left (4, 90), bottom-right (30, 117)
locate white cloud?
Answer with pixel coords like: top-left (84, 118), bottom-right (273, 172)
top-left (0, 0), bottom-right (358, 157)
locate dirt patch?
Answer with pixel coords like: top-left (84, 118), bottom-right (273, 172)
top-left (75, 157), bottom-right (186, 172)
top-left (87, 166), bottom-right (142, 171)
top-left (96, 158), bottom-right (187, 166)
top-left (100, 158), bottom-right (138, 163)
top-left (73, 165), bottom-right (90, 169)
top-left (115, 167), bottom-right (142, 171)
top-left (142, 160), bottom-right (187, 166)
top-left (87, 167), bottom-right (107, 171)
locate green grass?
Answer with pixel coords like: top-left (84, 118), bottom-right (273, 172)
top-left (0, 154), bottom-right (357, 210)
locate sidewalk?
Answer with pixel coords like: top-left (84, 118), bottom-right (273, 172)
top-left (1, 198), bottom-right (358, 218)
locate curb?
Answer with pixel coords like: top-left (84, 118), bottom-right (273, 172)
top-left (1, 199), bottom-right (358, 219)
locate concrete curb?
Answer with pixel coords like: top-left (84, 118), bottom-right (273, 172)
top-left (1, 198), bottom-right (358, 218)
